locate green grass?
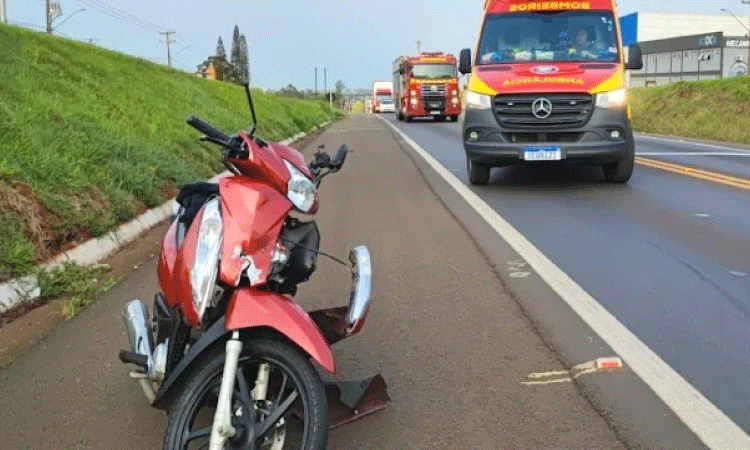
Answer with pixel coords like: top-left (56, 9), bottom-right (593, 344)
top-left (630, 77), bottom-right (750, 144)
top-left (0, 24), bottom-right (340, 280)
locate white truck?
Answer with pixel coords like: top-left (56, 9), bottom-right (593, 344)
top-left (372, 81), bottom-right (394, 113)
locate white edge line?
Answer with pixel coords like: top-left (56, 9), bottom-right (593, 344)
top-left (380, 116), bottom-right (750, 450)
top-left (637, 134), bottom-right (750, 154)
top-left (0, 122), bottom-right (332, 313)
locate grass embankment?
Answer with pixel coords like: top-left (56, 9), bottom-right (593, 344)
top-left (630, 77), bottom-right (750, 144)
top-left (0, 24), bottom-right (340, 280)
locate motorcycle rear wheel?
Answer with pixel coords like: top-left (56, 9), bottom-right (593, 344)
top-left (163, 339), bottom-right (328, 450)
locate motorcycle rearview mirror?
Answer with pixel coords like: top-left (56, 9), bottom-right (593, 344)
top-left (244, 83), bottom-right (258, 137)
top-left (330, 144), bottom-right (349, 172)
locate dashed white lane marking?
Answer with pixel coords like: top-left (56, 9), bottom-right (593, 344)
top-left (381, 116), bottom-right (750, 450)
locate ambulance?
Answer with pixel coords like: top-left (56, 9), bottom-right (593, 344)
top-left (459, 0), bottom-right (643, 184)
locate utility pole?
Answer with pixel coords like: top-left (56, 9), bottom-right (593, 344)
top-left (315, 67), bottom-right (318, 95)
top-left (1, 0), bottom-right (6, 25)
top-left (159, 31), bottom-right (175, 68)
top-left (324, 67), bottom-right (327, 100)
top-left (46, 0), bottom-right (52, 33)
top-left (46, 1), bottom-right (61, 33)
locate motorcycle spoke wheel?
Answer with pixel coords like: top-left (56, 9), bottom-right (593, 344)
top-left (164, 340), bottom-right (327, 450)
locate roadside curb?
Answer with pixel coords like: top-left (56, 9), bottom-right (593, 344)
top-left (0, 122), bottom-right (330, 313)
top-left (378, 116), bottom-right (748, 450)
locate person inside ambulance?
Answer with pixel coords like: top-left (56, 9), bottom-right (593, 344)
top-left (568, 26), bottom-right (604, 59)
top-left (480, 26), bottom-right (527, 63)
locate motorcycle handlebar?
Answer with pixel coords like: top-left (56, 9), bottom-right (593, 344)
top-left (187, 115), bottom-right (231, 144)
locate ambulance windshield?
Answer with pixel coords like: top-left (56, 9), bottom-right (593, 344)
top-left (478, 11), bottom-right (619, 64)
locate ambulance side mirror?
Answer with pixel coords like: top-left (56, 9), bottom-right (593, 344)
top-left (459, 48), bottom-right (472, 75)
top-left (625, 44), bottom-right (643, 70)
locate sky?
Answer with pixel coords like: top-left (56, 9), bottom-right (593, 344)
top-left (7, 1), bottom-right (750, 90)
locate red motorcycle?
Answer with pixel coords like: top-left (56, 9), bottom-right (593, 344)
top-left (120, 85), bottom-right (389, 450)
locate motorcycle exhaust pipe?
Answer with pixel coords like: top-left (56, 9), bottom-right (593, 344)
top-left (121, 299), bottom-right (157, 402)
top-left (122, 300), bottom-right (155, 373)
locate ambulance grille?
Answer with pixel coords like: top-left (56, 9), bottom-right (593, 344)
top-left (493, 93), bottom-right (593, 129)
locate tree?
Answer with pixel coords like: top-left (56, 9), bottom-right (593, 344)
top-left (230, 25), bottom-right (242, 83)
top-left (335, 80), bottom-right (345, 107)
top-left (280, 84), bottom-right (303, 99)
top-left (209, 55), bottom-right (232, 82)
top-left (216, 37), bottom-right (226, 61)
top-left (240, 34), bottom-right (250, 85)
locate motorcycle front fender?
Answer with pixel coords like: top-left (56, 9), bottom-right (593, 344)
top-left (225, 288), bottom-right (336, 374)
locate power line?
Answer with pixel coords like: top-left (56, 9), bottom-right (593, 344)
top-left (75, 0), bottom-right (165, 33)
top-left (8, 19), bottom-right (45, 30)
top-left (82, 0), bottom-right (166, 32)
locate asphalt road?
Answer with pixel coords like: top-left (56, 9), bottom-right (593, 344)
top-left (383, 113), bottom-right (750, 434)
top-left (0, 116), bottom-right (623, 449)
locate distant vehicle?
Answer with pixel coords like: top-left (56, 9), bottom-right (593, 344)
top-left (379, 97), bottom-right (396, 113)
top-left (393, 52), bottom-right (461, 122)
top-left (459, 0), bottom-right (643, 185)
top-left (372, 81), bottom-right (393, 113)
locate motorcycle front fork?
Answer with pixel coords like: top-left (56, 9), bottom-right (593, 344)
top-left (209, 332), bottom-right (271, 450)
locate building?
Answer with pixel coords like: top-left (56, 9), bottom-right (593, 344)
top-left (628, 33), bottom-right (749, 87)
top-left (620, 12), bottom-right (749, 45)
top-left (619, 12), bottom-right (750, 86)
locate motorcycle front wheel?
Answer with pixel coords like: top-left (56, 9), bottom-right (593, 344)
top-left (163, 339), bottom-right (328, 450)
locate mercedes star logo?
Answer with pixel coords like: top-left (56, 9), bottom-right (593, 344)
top-left (532, 98), bottom-right (553, 119)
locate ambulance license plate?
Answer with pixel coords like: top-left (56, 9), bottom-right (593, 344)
top-left (523, 147), bottom-right (562, 161)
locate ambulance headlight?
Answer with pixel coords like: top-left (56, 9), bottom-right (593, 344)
top-left (596, 88), bottom-right (628, 109)
top-left (465, 90), bottom-right (492, 110)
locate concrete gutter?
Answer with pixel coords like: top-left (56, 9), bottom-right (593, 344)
top-left (0, 124), bottom-right (329, 313)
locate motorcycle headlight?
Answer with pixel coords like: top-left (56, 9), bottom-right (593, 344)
top-left (596, 88), bottom-right (628, 109)
top-left (190, 198), bottom-right (222, 322)
top-left (465, 90), bottom-right (492, 110)
top-left (284, 160), bottom-right (316, 213)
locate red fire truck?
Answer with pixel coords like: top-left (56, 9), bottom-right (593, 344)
top-left (393, 52), bottom-right (462, 122)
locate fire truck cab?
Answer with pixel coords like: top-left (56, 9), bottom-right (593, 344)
top-left (393, 52), bottom-right (462, 122)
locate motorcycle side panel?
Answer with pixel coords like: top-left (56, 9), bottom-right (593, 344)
top-left (158, 220), bottom-right (179, 308)
top-left (225, 288), bottom-right (336, 373)
top-left (229, 132), bottom-right (290, 194)
top-left (218, 177), bottom-right (292, 287)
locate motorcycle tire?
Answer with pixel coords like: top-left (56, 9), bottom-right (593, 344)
top-left (163, 339), bottom-right (328, 450)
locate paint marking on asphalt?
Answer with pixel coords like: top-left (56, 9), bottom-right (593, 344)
top-left (380, 116), bottom-right (750, 450)
top-left (523, 358), bottom-right (623, 386)
top-left (636, 134), bottom-right (750, 154)
top-left (636, 156), bottom-right (750, 192)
